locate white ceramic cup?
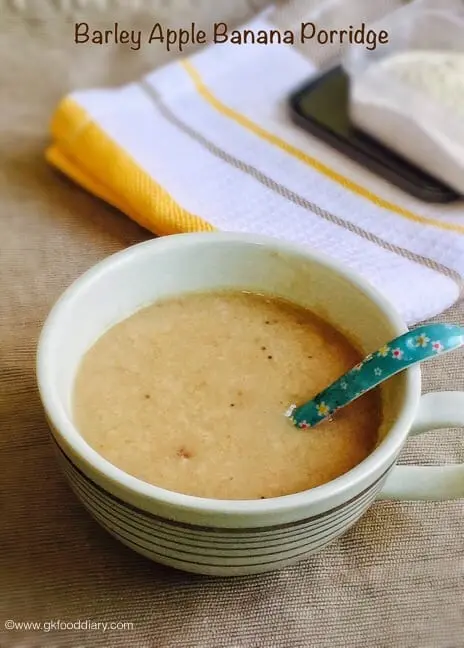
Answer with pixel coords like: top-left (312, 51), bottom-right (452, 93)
top-left (36, 232), bottom-right (464, 577)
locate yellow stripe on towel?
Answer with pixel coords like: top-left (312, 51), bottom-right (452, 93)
top-left (46, 97), bottom-right (214, 236)
top-left (182, 59), bottom-right (464, 236)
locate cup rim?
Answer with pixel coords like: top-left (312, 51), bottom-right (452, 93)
top-left (36, 232), bottom-right (421, 517)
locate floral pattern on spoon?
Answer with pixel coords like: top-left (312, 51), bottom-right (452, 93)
top-left (287, 323), bottom-right (464, 430)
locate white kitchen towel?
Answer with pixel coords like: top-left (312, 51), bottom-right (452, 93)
top-left (47, 9), bottom-right (464, 325)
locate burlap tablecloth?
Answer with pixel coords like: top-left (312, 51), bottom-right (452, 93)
top-left (1, 2), bottom-right (463, 646)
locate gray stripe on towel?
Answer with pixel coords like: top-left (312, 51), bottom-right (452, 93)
top-left (138, 79), bottom-right (463, 298)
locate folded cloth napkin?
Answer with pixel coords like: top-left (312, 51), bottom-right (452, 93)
top-left (47, 9), bottom-right (464, 325)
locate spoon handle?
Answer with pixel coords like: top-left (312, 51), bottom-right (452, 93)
top-left (288, 323), bottom-right (464, 430)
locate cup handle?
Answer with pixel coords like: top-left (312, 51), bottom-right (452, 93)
top-left (378, 392), bottom-right (464, 501)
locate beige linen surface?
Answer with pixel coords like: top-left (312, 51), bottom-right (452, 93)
top-left (1, 2), bottom-right (463, 647)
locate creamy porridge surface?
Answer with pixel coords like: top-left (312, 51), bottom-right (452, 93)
top-left (73, 291), bottom-right (381, 499)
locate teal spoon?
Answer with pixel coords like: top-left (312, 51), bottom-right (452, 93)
top-left (286, 323), bottom-right (464, 430)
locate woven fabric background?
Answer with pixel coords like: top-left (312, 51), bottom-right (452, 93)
top-left (1, 2), bottom-right (463, 646)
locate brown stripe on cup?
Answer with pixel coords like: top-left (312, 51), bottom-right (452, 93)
top-left (53, 439), bottom-right (393, 533)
